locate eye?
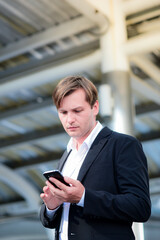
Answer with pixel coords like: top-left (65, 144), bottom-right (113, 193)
top-left (59, 111), bottom-right (67, 115)
top-left (74, 109), bottom-right (82, 113)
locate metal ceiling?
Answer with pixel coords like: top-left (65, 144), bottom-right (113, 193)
top-left (0, 0), bottom-right (160, 239)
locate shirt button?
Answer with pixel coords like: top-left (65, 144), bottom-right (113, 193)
top-left (70, 233), bottom-right (75, 235)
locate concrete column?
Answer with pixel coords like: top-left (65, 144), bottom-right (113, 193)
top-left (100, 0), bottom-right (134, 135)
top-left (102, 71), bottom-right (134, 135)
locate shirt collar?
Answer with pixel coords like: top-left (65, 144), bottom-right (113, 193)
top-left (67, 121), bottom-right (103, 152)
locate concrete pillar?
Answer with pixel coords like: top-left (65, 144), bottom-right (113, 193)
top-left (101, 71), bottom-right (134, 135)
top-left (100, 0), bottom-right (134, 135)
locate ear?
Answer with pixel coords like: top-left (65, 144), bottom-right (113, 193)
top-left (93, 100), bottom-right (99, 116)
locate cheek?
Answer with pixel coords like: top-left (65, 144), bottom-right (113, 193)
top-left (80, 113), bottom-right (92, 126)
top-left (58, 115), bottom-right (66, 125)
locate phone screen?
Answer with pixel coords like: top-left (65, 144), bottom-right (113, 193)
top-left (43, 170), bottom-right (70, 188)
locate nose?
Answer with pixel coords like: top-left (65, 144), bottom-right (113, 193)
top-left (67, 112), bottom-right (75, 124)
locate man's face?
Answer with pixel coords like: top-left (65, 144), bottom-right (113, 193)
top-left (58, 88), bottom-right (99, 144)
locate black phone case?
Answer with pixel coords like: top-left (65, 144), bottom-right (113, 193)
top-left (43, 170), bottom-right (70, 187)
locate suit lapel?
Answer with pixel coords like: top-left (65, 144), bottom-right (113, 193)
top-left (77, 127), bottom-right (112, 182)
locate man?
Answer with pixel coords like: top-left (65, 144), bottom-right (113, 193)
top-left (40, 76), bottom-right (151, 240)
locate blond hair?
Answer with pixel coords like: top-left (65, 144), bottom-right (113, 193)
top-left (53, 76), bottom-right (98, 109)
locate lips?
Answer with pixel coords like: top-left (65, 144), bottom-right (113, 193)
top-left (67, 126), bottom-right (78, 130)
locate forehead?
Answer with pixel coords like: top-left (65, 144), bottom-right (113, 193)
top-left (59, 89), bottom-right (88, 109)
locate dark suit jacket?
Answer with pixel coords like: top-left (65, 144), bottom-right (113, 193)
top-left (40, 127), bottom-right (151, 240)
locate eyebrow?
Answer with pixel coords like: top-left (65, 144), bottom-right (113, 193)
top-left (58, 106), bottom-right (83, 111)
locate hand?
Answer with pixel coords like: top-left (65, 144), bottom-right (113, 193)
top-left (48, 176), bottom-right (85, 204)
top-left (40, 183), bottom-right (63, 210)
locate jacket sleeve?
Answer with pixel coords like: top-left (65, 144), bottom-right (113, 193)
top-left (40, 203), bottom-right (63, 229)
top-left (83, 136), bottom-right (151, 222)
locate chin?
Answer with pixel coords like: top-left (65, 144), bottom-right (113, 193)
top-left (68, 132), bottom-right (78, 137)
top-left (68, 131), bottom-right (80, 138)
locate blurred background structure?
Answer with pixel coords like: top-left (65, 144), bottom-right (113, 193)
top-left (0, 0), bottom-right (160, 239)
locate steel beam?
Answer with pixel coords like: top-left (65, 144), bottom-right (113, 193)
top-left (5, 151), bottom-right (63, 169)
top-left (137, 130), bottom-right (160, 142)
top-left (0, 40), bottom-right (99, 81)
top-left (0, 164), bottom-right (40, 215)
top-left (124, 30), bottom-right (160, 56)
top-left (65, 0), bottom-right (109, 33)
top-left (122, 0), bottom-right (160, 16)
top-left (0, 16), bottom-right (96, 62)
top-left (0, 125), bottom-right (64, 150)
top-left (131, 74), bottom-right (160, 105)
top-left (0, 98), bottom-right (53, 120)
top-left (130, 55), bottom-right (160, 85)
top-left (0, 50), bottom-right (101, 97)
top-left (136, 102), bottom-right (160, 116)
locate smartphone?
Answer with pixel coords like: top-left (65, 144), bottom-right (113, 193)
top-left (43, 170), bottom-right (70, 188)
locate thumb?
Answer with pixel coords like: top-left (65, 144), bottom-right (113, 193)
top-left (64, 176), bottom-right (77, 186)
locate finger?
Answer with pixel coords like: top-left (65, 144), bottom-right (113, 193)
top-left (49, 177), bottom-right (69, 191)
top-left (64, 176), bottom-right (78, 186)
top-left (43, 185), bottom-right (49, 193)
top-left (40, 193), bottom-right (48, 201)
top-left (40, 193), bottom-right (44, 198)
top-left (46, 179), bottom-right (57, 190)
top-left (40, 194), bottom-right (50, 206)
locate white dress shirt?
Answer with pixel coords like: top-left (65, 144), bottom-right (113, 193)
top-left (47, 121), bottom-right (103, 240)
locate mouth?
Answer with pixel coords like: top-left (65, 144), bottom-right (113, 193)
top-left (67, 126), bottom-right (78, 130)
